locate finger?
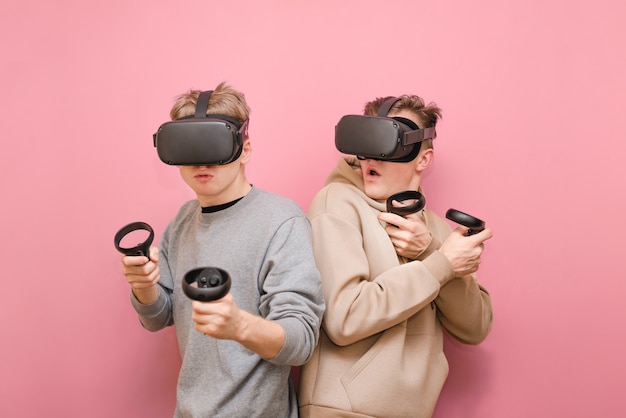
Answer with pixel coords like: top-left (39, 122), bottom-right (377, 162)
top-left (391, 198), bottom-right (421, 209)
top-left (191, 299), bottom-right (225, 315)
top-left (472, 227), bottom-right (493, 242)
top-left (378, 211), bottom-right (404, 228)
top-left (402, 207), bottom-right (425, 221)
top-left (452, 226), bottom-right (469, 237)
top-left (464, 232), bottom-right (490, 249)
top-left (126, 265), bottom-right (159, 285)
top-left (148, 246), bottom-right (159, 263)
top-left (192, 311), bottom-right (213, 326)
top-left (385, 223), bottom-right (402, 239)
top-left (122, 255), bottom-right (150, 267)
top-left (393, 240), bottom-right (409, 252)
top-left (123, 259), bottom-right (156, 275)
top-left (192, 312), bottom-right (225, 334)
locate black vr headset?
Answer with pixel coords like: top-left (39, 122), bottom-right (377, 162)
top-left (335, 97), bottom-right (437, 162)
top-left (153, 90), bottom-right (249, 165)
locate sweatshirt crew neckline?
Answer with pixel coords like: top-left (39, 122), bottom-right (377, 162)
top-left (200, 185), bottom-right (253, 213)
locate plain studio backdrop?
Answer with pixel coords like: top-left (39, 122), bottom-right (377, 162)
top-left (1, 1), bottom-right (624, 417)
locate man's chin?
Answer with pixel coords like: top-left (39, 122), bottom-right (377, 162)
top-left (363, 186), bottom-right (386, 201)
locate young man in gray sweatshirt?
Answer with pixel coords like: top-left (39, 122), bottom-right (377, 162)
top-left (119, 82), bottom-right (325, 417)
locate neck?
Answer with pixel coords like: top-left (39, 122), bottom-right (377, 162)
top-left (197, 178), bottom-right (252, 207)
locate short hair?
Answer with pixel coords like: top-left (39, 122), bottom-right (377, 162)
top-left (169, 82), bottom-right (251, 127)
top-left (363, 95), bottom-right (442, 150)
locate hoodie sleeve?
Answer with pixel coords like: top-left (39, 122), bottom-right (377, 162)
top-left (427, 214), bottom-right (493, 344)
top-left (435, 275), bottom-right (493, 344)
top-left (309, 183), bottom-right (455, 347)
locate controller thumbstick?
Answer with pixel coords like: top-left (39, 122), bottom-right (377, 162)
top-left (182, 267), bottom-right (231, 301)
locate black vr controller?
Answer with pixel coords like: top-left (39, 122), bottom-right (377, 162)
top-left (386, 191), bottom-right (426, 216)
top-left (114, 222), bottom-right (231, 302)
top-left (182, 267), bottom-right (231, 302)
top-left (114, 221), bottom-right (154, 258)
top-left (445, 209), bottom-right (485, 236)
top-left (387, 191), bottom-right (485, 236)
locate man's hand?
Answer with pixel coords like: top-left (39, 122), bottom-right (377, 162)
top-left (191, 293), bottom-right (242, 340)
top-left (439, 227), bottom-right (493, 278)
top-left (121, 246), bottom-right (160, 304)
top-left (192, 294), bottom-right (286, 359)
top-left (379, 209), bottom-right (432, 260)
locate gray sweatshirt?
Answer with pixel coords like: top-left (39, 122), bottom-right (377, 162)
top-left (131, 186), bottom-right (325, 417)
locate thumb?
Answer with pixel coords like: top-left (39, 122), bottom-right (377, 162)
top-left (149, 246), bottom-right (159, 263)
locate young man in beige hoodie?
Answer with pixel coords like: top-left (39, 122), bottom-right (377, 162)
top-left (298, 94), bottom-right (494, 418)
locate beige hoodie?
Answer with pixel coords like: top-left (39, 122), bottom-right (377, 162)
top-left (298, 157), bottom-right (492, 418)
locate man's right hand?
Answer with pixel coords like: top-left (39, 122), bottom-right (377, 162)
top-left (439, 227), bottom-right (493, 278)
top-left (121, 246), bottom-right (160, 304)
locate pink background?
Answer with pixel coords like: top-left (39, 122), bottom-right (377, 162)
top-left (1, 1), bottom-right (624, 417)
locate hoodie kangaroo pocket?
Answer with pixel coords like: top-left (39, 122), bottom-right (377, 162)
top-left (340, 323), bottom-right (446, 418)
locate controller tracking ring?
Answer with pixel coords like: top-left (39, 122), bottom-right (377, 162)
top-left (386, 190), bottom-right (426, 216)
top-left (114, 222), bottom-right (154, 257)
top-left (445, 209), bottom-right (486, 236)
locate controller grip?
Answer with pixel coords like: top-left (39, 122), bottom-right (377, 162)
top-left (182, 267), bottom-right (231, 301)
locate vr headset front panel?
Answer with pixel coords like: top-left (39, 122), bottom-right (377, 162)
top-left (335, 115), bottom-right (414, 160)
top-left (154, 119), bottom-right (240, 166)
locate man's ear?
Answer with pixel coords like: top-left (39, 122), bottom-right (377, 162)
top-left (416, 148), bottom-right (434, 172)
top-left (240, 139), bottom-right (252, 164)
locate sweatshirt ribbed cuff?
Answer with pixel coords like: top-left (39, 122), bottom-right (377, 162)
top-left (422, 250), bottom-right (455, 286)
top-left (129, 286), bottom-right (168, 318)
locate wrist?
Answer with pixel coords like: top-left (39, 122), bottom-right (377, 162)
top-left (233, 309), bottom-right (251, 343)
top-left (413, 233), bottom-right (436, 260)
top-left (132, 285), bottom-right (159, 305)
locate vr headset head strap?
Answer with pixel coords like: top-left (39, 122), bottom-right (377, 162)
top-left (403, 127), bottom-right (437, 145)
top-left (195, 90), bottom-right (214, 118)
top-left (379, 99), bottom-right (438, 146)
top-left (191, 90), bottom-right (245, 131)
top-left (377, 97), bottom-right (401, 117)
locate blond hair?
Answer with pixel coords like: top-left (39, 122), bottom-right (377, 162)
top-left (169, 82), bottom-right (250, 126)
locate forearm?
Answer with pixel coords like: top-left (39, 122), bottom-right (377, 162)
top-left (130, 284), bottom-right (174, 331)
top-left (132, 285), bottom-right (159, 305)
top-left (323, 261), bottom-right (442, 346)
top-left (235, 310), bottom-right (285, 359)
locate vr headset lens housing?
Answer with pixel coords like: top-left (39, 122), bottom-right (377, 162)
top-left (335, 115), bottom-right (436, 162)
top-left (153, 118), bottom-right (247, 165)
top-left (153, 89), bottom-right (248, 166)
top-left (335, 97), bottom-right (437, 162)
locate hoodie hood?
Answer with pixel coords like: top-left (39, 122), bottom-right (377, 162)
top-left (323, 157), bottom-right (387, 213)
top-left (324, 156), bottom-right (426, 214)
top-left (325, 156), bottom-right (364, 189)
